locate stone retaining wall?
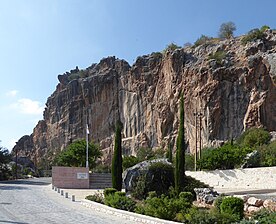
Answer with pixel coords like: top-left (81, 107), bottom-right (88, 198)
top-left (186, 167), bottom-right (276, 189)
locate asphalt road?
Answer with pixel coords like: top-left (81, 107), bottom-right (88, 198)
top-left (0, 178), bottom-right (138, 224)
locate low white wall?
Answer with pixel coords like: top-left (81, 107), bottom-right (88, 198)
top-left (186, 167), bottom-right (276, 189)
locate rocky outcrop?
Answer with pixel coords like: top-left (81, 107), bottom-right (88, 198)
top-left (12, 30), bottom-right (276, 165)
top-left (122, 158), bottom-right (171, 193)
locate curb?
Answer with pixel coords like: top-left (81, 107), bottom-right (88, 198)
top-left (81, 199), bottom-right (179, 224)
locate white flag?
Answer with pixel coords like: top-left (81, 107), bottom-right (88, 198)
top-left (86, 124), bottom-right (90, 134)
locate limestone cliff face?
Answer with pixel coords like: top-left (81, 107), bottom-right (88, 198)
top-left (13, 30), bottom-right (276, 164)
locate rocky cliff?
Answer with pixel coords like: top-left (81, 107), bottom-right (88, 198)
top-left (13, 30), bottom-right (276, 165)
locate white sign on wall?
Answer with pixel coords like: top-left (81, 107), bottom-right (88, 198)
top-left (77, 173), bottom-right (88, 179)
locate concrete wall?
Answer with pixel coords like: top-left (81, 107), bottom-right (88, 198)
top-left (52, 166), bottom-right (89, 189)
top-left (186, 167), bottom-right (276, 189)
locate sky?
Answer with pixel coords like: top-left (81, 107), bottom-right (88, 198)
top-left (1, 0), bottom-right (276, 151)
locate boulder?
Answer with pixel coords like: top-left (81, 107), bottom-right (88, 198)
top-left (247, 197), bottom-right (264, 207)
top-left (263, 199), bottom-right (276, 212)
top-left (247, 205), bottom-right (263, 213)
top-left (122, 158), bottom-right (171, 193)
top-left (194, 188), bottom-right (219, 204)
top-left (241, 150), bottom-right (260, 168)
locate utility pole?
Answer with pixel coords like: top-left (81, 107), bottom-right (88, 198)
top-left (194, 110), bottom-right (203, 171)
top-left (193, 110), bottom-right (198, 171)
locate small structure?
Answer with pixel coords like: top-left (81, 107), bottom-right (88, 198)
top-left (52, 166), bottom-right (89, 189)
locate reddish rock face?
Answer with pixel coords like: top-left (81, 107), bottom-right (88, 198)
top-left (13, 30), bottom-right (276, 165)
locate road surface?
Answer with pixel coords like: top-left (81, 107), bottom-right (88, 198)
top-left (0, 178), bottom-right (138, 224)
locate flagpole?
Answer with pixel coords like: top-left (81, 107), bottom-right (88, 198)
top-left (86, 124), bottom-right (89, 168)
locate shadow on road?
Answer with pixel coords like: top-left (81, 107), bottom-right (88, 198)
top-left (0, 220), bottom-right (29, 224)
top-left (0, 178), bottom-right (52, 187)
top-left (0, 185), bottom-right (28, 191)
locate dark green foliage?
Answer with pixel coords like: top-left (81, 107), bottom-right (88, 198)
top-left (208, 50), bottom-right (226, 66)
top-left (163, 42), bottom-right (181, 53)
top-left (241, 26), bottom-right (269, 45)
top-left (182, 175), bottom-right (209, 199)
top-left (182, 207), bottom-right (238, 224)
top-left (214, 194), bottom-right (226, 212)
top-left (103, 187), bottom-right (117, 198)
top-left (136, 147), bottom-right (155, 161)
top-left (248, 209), bottom-right (276, 224)
top-left (122, 155), bottom-right (139, 170)
top-left (197, 143), bottom-right (250, 170)
top-left (112, 121), bottom-right (123, 191)
top-left (135, 193), bottom-right (193, 221)
top-left (54, 139), bottom-right (102, 169)
top-left (93, 164), bottom-right (111, 173)
top-left (220, 196), bottom-right (244, 220)
top-left (85, 193), bottom-right (104, 204)
top-left (194, 35), bottom-right (212, 47)
top-left (185, 153), bottom-right (195, 171)
top-left (0, 146), bottom-right (12, 180)
top-left (175, 94), bottom-right (186, 194)
top-left (132, 162), bottom-right (174, 199)
top-left (166, 143), bottom-right (173, 163)
top-left (260, 25), bottom-right (270, 32)
top-left (238, 128), bottom-right (271, 148)
top-left (258, 141), bottom-right (276, 166)
top-left (104, 191), bottom-right (136, 212)
top-left (147, 162), bottom-right (174, 196)
top-left (131, 174), bottom-right (147, 200)
top-left (218, 22), bottom-right (236, 39)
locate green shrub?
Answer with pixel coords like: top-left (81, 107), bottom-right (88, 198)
top-left (163, 43), bottom-right (181, 53)
top-left (220, 196), bottom-right (244, 220)
top-left (136, 147), bottom-right (155, 161)
top-left (183, 207), bottom-right (238, 224)
top-left (185, 153), bottom-right (194, 171)
top-left (194, 35), bottom-right (212, 47)
top-left (103, 188), bottom-right (117, 198)
top-left (238, 128), bottom-right (271, 148)
top-left (214, 194), bottom-right (226, 212)
top-left (197, 143), bottom-right (246, 170)
top-left (122, 155), bottom-right (139, 170)
top-left (136, 194), bottom-right (192, 221)
top-left (131, 174), bottom-right (147, 200)
top-left (146, 162), bottom-right (174, 196)
top-left (93, 164), bottom-right (111, 173)
top-left (208, 50), bottom-right (226, 66)
top-left (85, 193), bottom-right (104, 204)
top-left (260, 25), bottom-right (270, 33)
top-left (258, 141), bottom-right (276, 166)
top-left (104, 191), bottom-right (136, 212)
top-left (250, 209), bottom-right (276, 223)
top-left (182, 175), bottom-right (209, 199)
top-left (241, 26), bottom-right (269, 45)
top-left (179, 192), bottom-right (194, 204)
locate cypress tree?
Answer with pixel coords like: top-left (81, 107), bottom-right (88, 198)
top-left (111, 120), bottom-right (123, 191)
top-left (175, 94), bottom-right (186, 194)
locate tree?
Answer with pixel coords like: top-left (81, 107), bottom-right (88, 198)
top-left (219, 22), bottom-right (236, 39)
top-left (112, 121), bottom-right (123, 191)
top-left (0, 144), bottom-right (12, 180)
top-left (175, 94), bottom-right (186, 194)
top-left (55, 139), bottom-right (101, 170)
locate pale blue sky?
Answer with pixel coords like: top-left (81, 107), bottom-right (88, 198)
top-left (1, 0), bottom-right (276, 150)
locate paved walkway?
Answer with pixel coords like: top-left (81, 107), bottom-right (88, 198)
top-left (0, 178), bottom-right (137, 224)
